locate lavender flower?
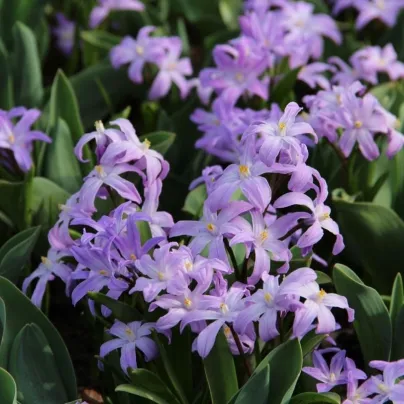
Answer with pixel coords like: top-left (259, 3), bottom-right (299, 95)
top-left (89, 0), bottom-right (145, 28)
top-left (355, 0), bottom-right (403, 30)
top-left (0, 108), bottom-right (51, 172)
top-left (53, 13), bottom-right (75, 56)
top-left (100, 320), bottom-right (158, 374)
top-left (298, 62), bottom-right (333, 90)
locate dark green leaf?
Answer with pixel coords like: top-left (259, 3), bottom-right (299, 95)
top-left (12, 22), bottom-right (43, 107)
top-left (116, 369), bottom-right (180, 404)
top-left (0, 277), bottom-right (77, 400)
top-left (183, 185), bottom-right (206, 218)
top-left (44, 118), bottom-right (82, 193)
top-left (290, 392), bottom-right (341, 404)
top-left (315, 272), bottom-right (332, 285)
top-left (300, 331), bottom-right (326, 357)
top-left (392, 306), bottom-right (404, 360)
top-left (333, 264), bottom-right (392, 364)
top-left (271, 68), bottom-right (300, 108)
top-left (0, 226), bottom-right (41, 283)
top-left (88, 292), bottom-right (142, 323)
top-left (390, 273), bottom-right (404, 328)
top-left (139, 131), bottom-right (176, 155)
top-left (9, 323), bottom-right (68, 403)
top-left (228, 365), bottom-right (270, 404)
top-left (0, 367), bottom-right (18, 404)
top-left (334, 199), bottom-right (404, 293)
top-left (0, 40), bottom-right (14, 109)
top-left (255, 339), bottom-right (302, 404)
top-left (81, 30), bottom-right (121, 51)
top-left (219, 0), bottom-right (243, 30)
top-left (203, 331), bottom-right (238, 404)
top-left (0, 180), bottom-right (26, 231)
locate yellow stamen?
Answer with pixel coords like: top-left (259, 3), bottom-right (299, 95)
top-left (278, 122), bottom-right (286, 133)
top-left (125, 327), bottom-right (134, 337)
top-left (259, 230), bottom-right (269, 243)
top-left (184, 298), bottom-right (192, 308)
top-left (58, 204), bottom-right (66, 211)
top-left (95, 165), bottom-right (104, 175)
top-left (184, 260), bottom-right (193, 272)
top-left (130, 253), bottom-right (137, 260)
top-left (41, 256), bottom-right (50, 265)
top-left (264, 292), bottom-right (272, 303)
top-left (95, 120), bottom-right (105, 133)
top-left (223, 325), bottom-right (232, 336)
top-left (319, 212), bottom-right (330, 221)
top-left (206, 223), bottom-right (216, 232)
top-left (220, 303), bottom-right (229, 314)
top-left (136, 45), bottom-right (144, 55)
top-left (8, 134), bottom-right (15, 144)
top-left (354, 120), bottom-right (363, 129)
top-left (99, 269), bottom-right (108, 275)
top-left (318, 288), bottom-right (327, 299)
top-left (235, 72), bottom-right (244, 83)
top-left (238, 165), bottom-right (250, 177)
top-left (378, 383), bottom-right (389, 393)
top-left (143, 139), bottom-right (151, 149)
top-left (336, 94), bottom-right (342, 105)
top-left (157, 271), bottom-right (165, 281)
top-left (329, 373), bottom-right (336, 382)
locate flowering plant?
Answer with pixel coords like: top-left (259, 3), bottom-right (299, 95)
top-left (0, 0), bottom-right (404, 403)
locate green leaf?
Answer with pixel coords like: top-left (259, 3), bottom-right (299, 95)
top-left (88, 292), bottom-right (142, 323)
top-left (392, 305), bottom-right (404, 360)
top-left (315, 271), bottom-right (332, 285)
top-left (71, 61), bottom-right (139, 129)
top-left (271, 67), bottom-right (300, 108)
top-left (0, 277), bottom-right (77, 399)
top-left (139, 131), bottom-right (176, 155)
top-left (334, 199), bottom-right (404, 293)
top-left (255, 339), bottom-right (302, 404)
top-left (333, 264), bottom-right (392, 364)
top-left (0, 180), bottom-right (26, 231)
top-left (219, 0), bottom-right (243, 30)
top-left (183, 185), bottom-right (206, 218)
top-left (0, 367), bottom-right (18, 404)
top-left (390, 274), bottom-right (404, 360)
top-left (203, 331), bottom-right (238, 404)
top-left (228, 365), bottom-right (270, 404)
top-left (44, 118), bottom-right (82, 193)
top-left (9, 323), bottom-right (68, 403)
top-left (12, 22), bottom-right (43, 108)
top-left (300, 331), bottom-right (326, 357)
top-left (0, 40), bottom-right (14, 109)
top-left (290, 392), bottom-right (341, 404)
top-left (390, 274), bottom-right (404, 327)
top-left (81, 30), bottom-right (121, 51)
top-left (116, 369), bottom-right (180, 404)
top-left (0, 226), bottom-right (41, 283)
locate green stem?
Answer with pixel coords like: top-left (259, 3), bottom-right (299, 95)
top-left (227, 323), bottom-right (252, 378)
top-left (224, 239), bottom-right (240, 277)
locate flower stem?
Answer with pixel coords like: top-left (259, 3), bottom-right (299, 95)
top-left (224, 238), bottom-right (240, 277)
top-left (279, 222), bottom-right (305, 241)
top-left (227, 322), bottom-right (252, 378)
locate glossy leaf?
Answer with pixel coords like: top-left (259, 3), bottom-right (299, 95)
top-left (0, 226), bottom-right (41, 283)
top-left (0, 40), bottom-right (14, 109)
top-left (116, 368), bottom-right (180, 404)
top-left (0, 179), bottom-right (26, 231)
top-left (203, 331), bottom-right (238, 404)
top-left (88, 292), bottom-right (142, 323)
top-left (0, 367), bottom-right (18, 404)
top-left (334, 199), bottom-right (404, 293)
top-left (390, 274), bottom-right (404, 327)
top-left (183, 185), bottom-right (206, 218)
top-left (228, 365), bottom-right (270, 404)
top-left (139, 131), bottom-right (176, 155)
top-left (12, 22), bottom-right (43, 108)
top-left (44, 118), bottom-right (82, 193)
top-left (0, 277), bottom-right (77, 399)
top-left (333, 264), bottom-right (392, 364)
top-left (290, 392), bottom-right (341, 404)
top-left (255, 338), bottom-right (302, 404)
top-left (9, 323), bottom-right (68, 403)
top-left (300, 331), bottom-right (326, 357)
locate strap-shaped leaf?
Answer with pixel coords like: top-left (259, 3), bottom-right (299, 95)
top-left (0, 367), bottom-right (18, 404)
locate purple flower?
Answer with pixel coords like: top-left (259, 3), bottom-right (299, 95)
top-left (187, 78), bottom-right (214, 105)
top-left (89, 0), bottom-right (145, 28)
top-left (343, 358), bottom-right (372, 404)
top-left (207, 136), bottom-right (271, 212)
top-left (274, 189), bottom-right (344, 255)
top-left (74, 120), bottom-right (123, 162)
top-left (0, 108), bottom-right (51, 172)
top-left (298, 63), bottom-right (333, 90)
top-left (149, 37), bottom-right (192, 100)
top-left (130, 242), bottom-right (180, 302)
top-left (355, 0), bottom-right (403, 30)
top-left (53, 13), bottom-right (75, 56)
top-left (367, 359), bottom-right (404, 403)
top-left (169, 201), bottom-right (252, 263)
top-left (100, 320), bottom-right (158, 374)
top-left (189, 165), bottom-right (224, 194)
top-left (200, 37), bottom-right (269, 103)
top-left (230, 210), bottom-right (299, 284)
top-left (180, 286), bottom-right (247, 358)
top-left (23, 249), bottom-right (72, 307)
top-left (246, 102), bottom-right (317, 167)
top-left (235, 268), bottom-right (317, 340)
top-left (292, 281), bottom-right (354, 338)
top-left (303, 349), bottom-right (348, 392)
top-left (110, 27), bottom-right (165, 83)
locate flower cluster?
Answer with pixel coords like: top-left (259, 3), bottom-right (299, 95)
top-left (0, 107), bottom-right (50, 173)
top-left (52, 13), bottom-right (76, 56)
top-left (110, 26), bottom-right (193, 100)
top-left (304, 80), bottom-right (404, 160)
top-left (304, 349), bottom-right (404, 403)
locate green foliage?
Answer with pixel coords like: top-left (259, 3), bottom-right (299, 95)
top-left (183, 185), bottom-right (206, 218)
top-left (333, 264), bottom-right (392, 365)
top-left (0, 277), bottom-right (77, 400)
top-left (0, 367), bottom-right (18, 404)
top-left (139, 131), bottom-right (177, 155)
top-left (290, 392), bottom-right (341, 404)
top-left (0, 226), bottom-right (41, 283)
